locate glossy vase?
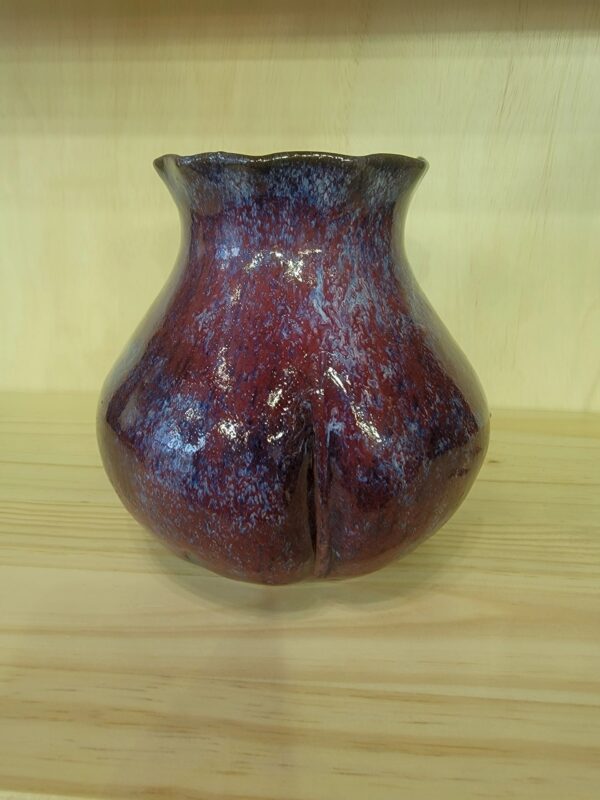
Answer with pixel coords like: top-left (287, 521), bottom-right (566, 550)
top-left (98, 152), bottom-right (489, 584)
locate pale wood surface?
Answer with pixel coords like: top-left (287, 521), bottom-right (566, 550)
top-left (1, 1), bottom-right (599, 409)
top-left (1, 392), bottom-right (599, 799)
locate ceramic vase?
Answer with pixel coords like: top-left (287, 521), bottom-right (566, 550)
top-left (97, 152), bottom-right (489, 584)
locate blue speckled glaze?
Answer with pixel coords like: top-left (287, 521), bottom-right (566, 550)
top-left (97, 152), bottom-right (489, 584)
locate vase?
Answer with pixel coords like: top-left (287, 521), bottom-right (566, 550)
top-left (97, 151), bottom-right (489, 584)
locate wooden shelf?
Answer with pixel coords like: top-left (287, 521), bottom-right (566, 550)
top-left (1, 393), bottom-right (599, 799)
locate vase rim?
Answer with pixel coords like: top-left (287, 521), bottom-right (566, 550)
top-left (154, 150), bottom-right (428, 173)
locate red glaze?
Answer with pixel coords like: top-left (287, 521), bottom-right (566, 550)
top-left (98, 152), bottom-right (489, 584)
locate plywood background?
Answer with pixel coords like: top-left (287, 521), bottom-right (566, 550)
top-left (0, 0), bottom-right (598, 410)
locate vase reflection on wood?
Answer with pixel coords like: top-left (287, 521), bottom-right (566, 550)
top-left (97, 152), bottom-right (489, 584)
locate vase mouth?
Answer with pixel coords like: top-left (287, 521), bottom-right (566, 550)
top-left (154, 150), bottom-right (428, 173)
top-left (154, 151), bottom-right (428, 215)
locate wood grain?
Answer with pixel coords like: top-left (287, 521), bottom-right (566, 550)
top-left (0, 1), bottom-right (599, 409)
top-left (1, 392), bottom-right (599, 799)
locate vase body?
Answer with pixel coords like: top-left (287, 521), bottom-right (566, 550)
top-left (98, 152), bottom-right (489, 584)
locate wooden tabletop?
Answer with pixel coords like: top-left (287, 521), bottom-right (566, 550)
top-left (1, 393), bottom-right (599, 800)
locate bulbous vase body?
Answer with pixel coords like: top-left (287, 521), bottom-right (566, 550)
top-left (98, 152), bottom-right (489, 584)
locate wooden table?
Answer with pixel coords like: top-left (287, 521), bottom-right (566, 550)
top-left (1, 393), bottom-right (599, 800)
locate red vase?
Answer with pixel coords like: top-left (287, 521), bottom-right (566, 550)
top-left (98, 152), bottom-right (489, 584)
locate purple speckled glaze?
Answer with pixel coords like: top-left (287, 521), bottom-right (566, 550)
top-left (97, 151), bottom-right (489, 584)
